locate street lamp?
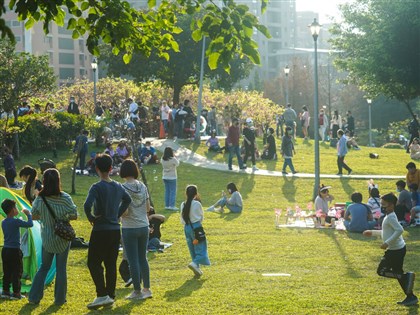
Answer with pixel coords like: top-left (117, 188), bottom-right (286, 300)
top-left (367, 98), bottom-right (372, 147)
top-left (309, 18), bottom-right (322, 200)
top-left (194, 36), bottom-right (206, 143)
top-left (91, 57), bottom-right (98, 108)
top-left (284, 65), bottom-right (290, 104)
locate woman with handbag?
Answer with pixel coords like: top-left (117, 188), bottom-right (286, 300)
top-left (180, 185), bottom-right (210, 277)
top-left (119, 159), bottom-right (152, 300)
top-left (28, 168), bottom-right (77, 306)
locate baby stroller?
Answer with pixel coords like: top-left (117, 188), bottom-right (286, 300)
top-left (38, 158), bottom-right (56, 174)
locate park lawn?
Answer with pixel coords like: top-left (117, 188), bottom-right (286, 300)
top-left (180, 137), bottom-right (412, 176)
top-left (0, 145), bottom-right (419, 315)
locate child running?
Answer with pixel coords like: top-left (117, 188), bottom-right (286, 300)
top-left (1, 199), bottom-right (33, 299)
top-left (84, 154), bottom-right (131, 310)
top-left (363, 193), bottom-right (418, 306)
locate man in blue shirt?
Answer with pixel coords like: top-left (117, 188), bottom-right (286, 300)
top-left (344, 192), bottom-right (376, 232)
top-left (337, 129), bottom-right (353, 175)
top-left (140, 141), bottom-right (158, 165)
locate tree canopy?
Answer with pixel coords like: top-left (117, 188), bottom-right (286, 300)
top-left (0, 0), bottom-right (269, 71)
top-left (330, 0), bottom-right (420, 110)
top-left (102, 14), bottom-right (253, 103)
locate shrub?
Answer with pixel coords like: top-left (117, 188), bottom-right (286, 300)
top-left (381, 143), bottom-right (405, 149)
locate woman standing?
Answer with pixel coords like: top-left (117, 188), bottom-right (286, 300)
top-left (281, 126), bottom-right (297, 175)
top-left (161, 147), bottom-right (180, 210)
top-left (330, 110), bottom-right (342, 139)
top-left (120, 159), bottom-right (152, 300)
top-left (300, 106), bottom-right (310, 140)
top-left (19, 165), bottom-right (42, 204)
top-left (28, 168), bottom-right (77, 306)
top-left (181, 185), bottom-right (210, 277)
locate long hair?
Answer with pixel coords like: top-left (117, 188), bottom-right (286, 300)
top-left (19, 165), bottom-right (37, 202)
top-left (182, 185), bottom-right (198, 224)
top-left (227, 182), bottom-right (238, 193)
top-left (162, 147), bottom-right (174, 161)
top-left (285, 126), bottom-right (292, 138)
top-left (39, 168), bottom-right (61, 197)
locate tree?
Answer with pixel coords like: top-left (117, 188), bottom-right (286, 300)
top-left (102, 14), bottom-right (252, 103)
top-left (0, 0), bottom-right (269, 71)
top-left (330, 0), bottom-right (420, 119)
top-left (0, 40), bottom-right (56, 158)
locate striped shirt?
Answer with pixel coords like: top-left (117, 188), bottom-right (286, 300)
top-left (32, 192), bottom-right (78, 254)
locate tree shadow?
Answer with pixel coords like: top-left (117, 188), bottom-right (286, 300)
top-left (281, 176), bottom-right (297, 202)
top-left (163, 278), bottom-right (206, 302)
top-left (339, 177), bottom-right (355, 199)
top-left (260, 158), bottom-right (277, 172)
top-left (220, 212), bottom-right (241, 221)
top-left (317, 229), bottom-right (363, 279)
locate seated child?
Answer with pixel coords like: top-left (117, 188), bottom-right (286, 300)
top-left (140, 141), bottom-right (158, 165)
top-left (206, 182), bottom-right (243, 214)
top-left (147, 207), bottom-right (166, 251)
top-left (367, 187), bottom-right (383, 219)
top-left (410, 138), bottom-right (420, 160)
top-left (1, 199), bottom-right (33, 299)
top-left (205, 132), bottom-right (223, 153)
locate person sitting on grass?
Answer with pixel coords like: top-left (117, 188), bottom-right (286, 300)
top-left (116, 140), bottom-right (131, 163)
top-left (344, 130), bottom-right (361, 150)
top-left (344, 192), bottom-right (376, 233)
top-left (314, 184), bottom-right (334, 217)
top-left (205, 131), bottom-right (223, 153)
top-left (405, 162), bottom-right (420, 190)
top-left (367, 187), bottom-right (383, 220)
top-left (408, 183), bottom-right (420, 227)
top-left (140, 141), bottom-right (159, 165)
top-left (206, 182), bottom-right (243, 214)
top-left (363, 193), bottom-right (418, 306)
top-left (409, 138), bottom-right (420, 160)
top-left (147, 207), bottom-right (166, 252)
top-left (1, 199), bottom-right (33, 300)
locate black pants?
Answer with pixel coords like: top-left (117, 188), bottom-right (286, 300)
top-left (337, 156), bottom-right (351, 174)
top-left (243, 143), bottom-right (256, 165)
top-left (2, 247), bottom-right (23, 294)
top-left (377, 246), bottom-right (408, 294)
top-left (87, 230), bottom-right (121, 298)
top-left (79, 150), bottom-right (86, 171)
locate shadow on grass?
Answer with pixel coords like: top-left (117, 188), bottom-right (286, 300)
top-left (221, 212), bottom-right (241, 221)
top-left (318, 229), bottom-right (363, 279)
top-left (406, 304), bottom-right (419, 314)
top-left (261, 158), bottom-right (277, 172)
top-left (282, 176), bottom-right (297, 202)
top-left (339, 177), bottom-right (355, 198)
top-left (163, 278), bottom-right (206, 302)
top-left (19, 303), bottom-right (40, 315)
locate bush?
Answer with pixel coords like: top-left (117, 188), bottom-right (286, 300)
top-left (381, 143), bottom-right (405, 149)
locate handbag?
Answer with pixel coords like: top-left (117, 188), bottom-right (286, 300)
top-left (41, 195), bottom-right (75, 241)
top-left (190, 222), bottom-right (206, 243)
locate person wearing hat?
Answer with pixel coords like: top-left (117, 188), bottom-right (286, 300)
top-left (409, 138), bottom-right (420, 160)
top-left (242, 118), bottom-right (258, 171)
top-left (315, 184), bottom-right (334, 216)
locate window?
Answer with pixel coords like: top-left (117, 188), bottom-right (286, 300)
top-left (15, 36), bottom-right (21, 42)
top-left (12, 20), bottom-right (21, 27)
top-left (79, 54), bottom-right (85, 67)
top-left (59, 68), bottom-right (75, 80)
top-left (80, 69), bottom-right (85, 76)
top-left (79, 39), bottom-right (85, 52)
top-left (58, 38), bottom-right (74, 50)
top-left (58, 27), bottom-right (72, 35)
top-left (44, 36), bottom-right (53, 48)
top-left (59, 53), bottom-right (74, 65)
top-left (49, 52), bottom-right (54, 64)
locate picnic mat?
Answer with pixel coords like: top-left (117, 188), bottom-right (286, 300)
top-left (276, 218), bottom-right (346, 230)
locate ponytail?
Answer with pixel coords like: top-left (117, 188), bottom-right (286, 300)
top-left (19, 166), bottom-right (37, 203)
top-left (182, 185), bottom-right (198, 224)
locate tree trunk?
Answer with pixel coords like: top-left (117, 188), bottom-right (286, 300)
top-left (404, 100), bottom-right (419, 127)
top-left (172, 84), bottom-right (182, 105)
top-left (71, 140), bottom-right (81, 194)
top-left (12, 109), bottom-right (20, 160)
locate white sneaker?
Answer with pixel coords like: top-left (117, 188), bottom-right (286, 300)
top-left (214, 207), bottom-right (224, 213)
top-left (207, 206), bottom-right (215, 212)
top-left (87, 295), bottom-right (114, 310)
top-left (126, 290), bottom-right (142, 300)
top-left (252, 165), bottom-right (259, 171)
top-left (124, 278), bottom-right (133, 287)
top-left (188, 262), bottom-right (203, 277)
top-left (140, 289), bottom-right (153, 299)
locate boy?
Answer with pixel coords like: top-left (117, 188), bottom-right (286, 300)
top-left (336, 129), bottom-right (352, 175)
top-left (84, 154), bottom-right (131, 309)
top-left (1, 199), bottom-right (33, 299)
top-left (363, 193), bottom-right (418, 306)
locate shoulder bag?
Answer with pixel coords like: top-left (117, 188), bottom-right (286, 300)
top-left (41, 195), bottom-right (75, 241)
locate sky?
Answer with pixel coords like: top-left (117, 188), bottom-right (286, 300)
top-left (295, 0), bottom-right (349, 22)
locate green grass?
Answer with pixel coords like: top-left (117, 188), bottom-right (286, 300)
top-left (0, 142), bottom-right (419, 315)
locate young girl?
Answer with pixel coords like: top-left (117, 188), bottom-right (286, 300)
top-left (205, 132), bottom-right (223, 153)
top-left (120, 159), bottom-right (152, 300)
top-left (206, 183), bottom-right (243, 213)
top-left (161, 147), bottom-right (180, 210)
top-left (19, 165), bottom-right (42, 204)
top-left (367, 187), bottom-right (382, 219)
top-left (281, 126), bottom-right (297, 175)
top-left (180, 185), bottom-right (210, 277)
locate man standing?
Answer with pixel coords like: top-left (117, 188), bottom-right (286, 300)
top-left (346, 110), bottom-right (355, 136)
top-left (226, 118), bottom-right (244, 171)
top-left (128, 98), bottom-right (139, 122)
top-left (67, 96), bottom-right (80, 115)
top-left (318, 109), bottom-right (328, 142)
top-left (242, 118), bottom-right (258, 171)
top-left (207, 106), bottom-right (217, 134)
top-left (337, 129), bottom-right (352, 175)
top-left (283, 103), bottom-right (297, 137)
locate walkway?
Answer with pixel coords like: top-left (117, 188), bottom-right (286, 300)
top-left (151, 139), bottom-right (405, 180)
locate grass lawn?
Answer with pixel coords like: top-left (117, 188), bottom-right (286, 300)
top-left (0, 141), bottom-right (419, 315)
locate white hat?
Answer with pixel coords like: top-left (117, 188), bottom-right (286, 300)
top-left (246, 118), bottom-right (253, 124)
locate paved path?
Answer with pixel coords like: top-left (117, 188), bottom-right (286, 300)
top-left (151, 139), bottom-right (405, 180)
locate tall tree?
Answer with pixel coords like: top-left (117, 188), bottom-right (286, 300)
top-left (0, 0), bottom-right (269, 71)
top-left (330, 0), bottom-right (420, 118)
top-left (102, 14), bottom-right (253, 103)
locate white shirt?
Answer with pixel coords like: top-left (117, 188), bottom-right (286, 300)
top-left (161, 104), bottom-right (170, 120)
top-left (161, 157), bottom-right (180, 180)
top-left (180, 200), bottom-right (203, 225)
top-left (372, 212), bottom-right (405, 250)
top-left (129, 101), bottom-right (139, 119)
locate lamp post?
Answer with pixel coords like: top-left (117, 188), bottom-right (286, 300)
top-left (284, 65), bottom-right (290, 104)
top-left (367, 98), bottom-right (372, 147)
top-left (91, 57), bottom-right (97, 108)
top-left (194, 36), bottom-right (206, 143)
top-left (309, 18), bottom-right (322, 201)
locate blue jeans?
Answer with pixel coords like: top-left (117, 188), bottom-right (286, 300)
top-left (163, 179), bottom-right (177, 208)
top-left (344, 220), bottom-right (376, 232)
top-left (184, 222), bottom-right (210, 267)
top-left (162, 119), bottom-right (168, 132)
top-left (282, 158), bottom-right (295, 172)
top-left (122, 227), bottom-right (150, 290)
top-left (215, 196), bottom-right (242, 213)
top-left (228, 145), bottom-right (244, 170)
top-left (29, 244), bottom-right (70, 305)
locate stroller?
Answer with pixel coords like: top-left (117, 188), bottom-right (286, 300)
top-left (38, 158), bottom-right (56, 173)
